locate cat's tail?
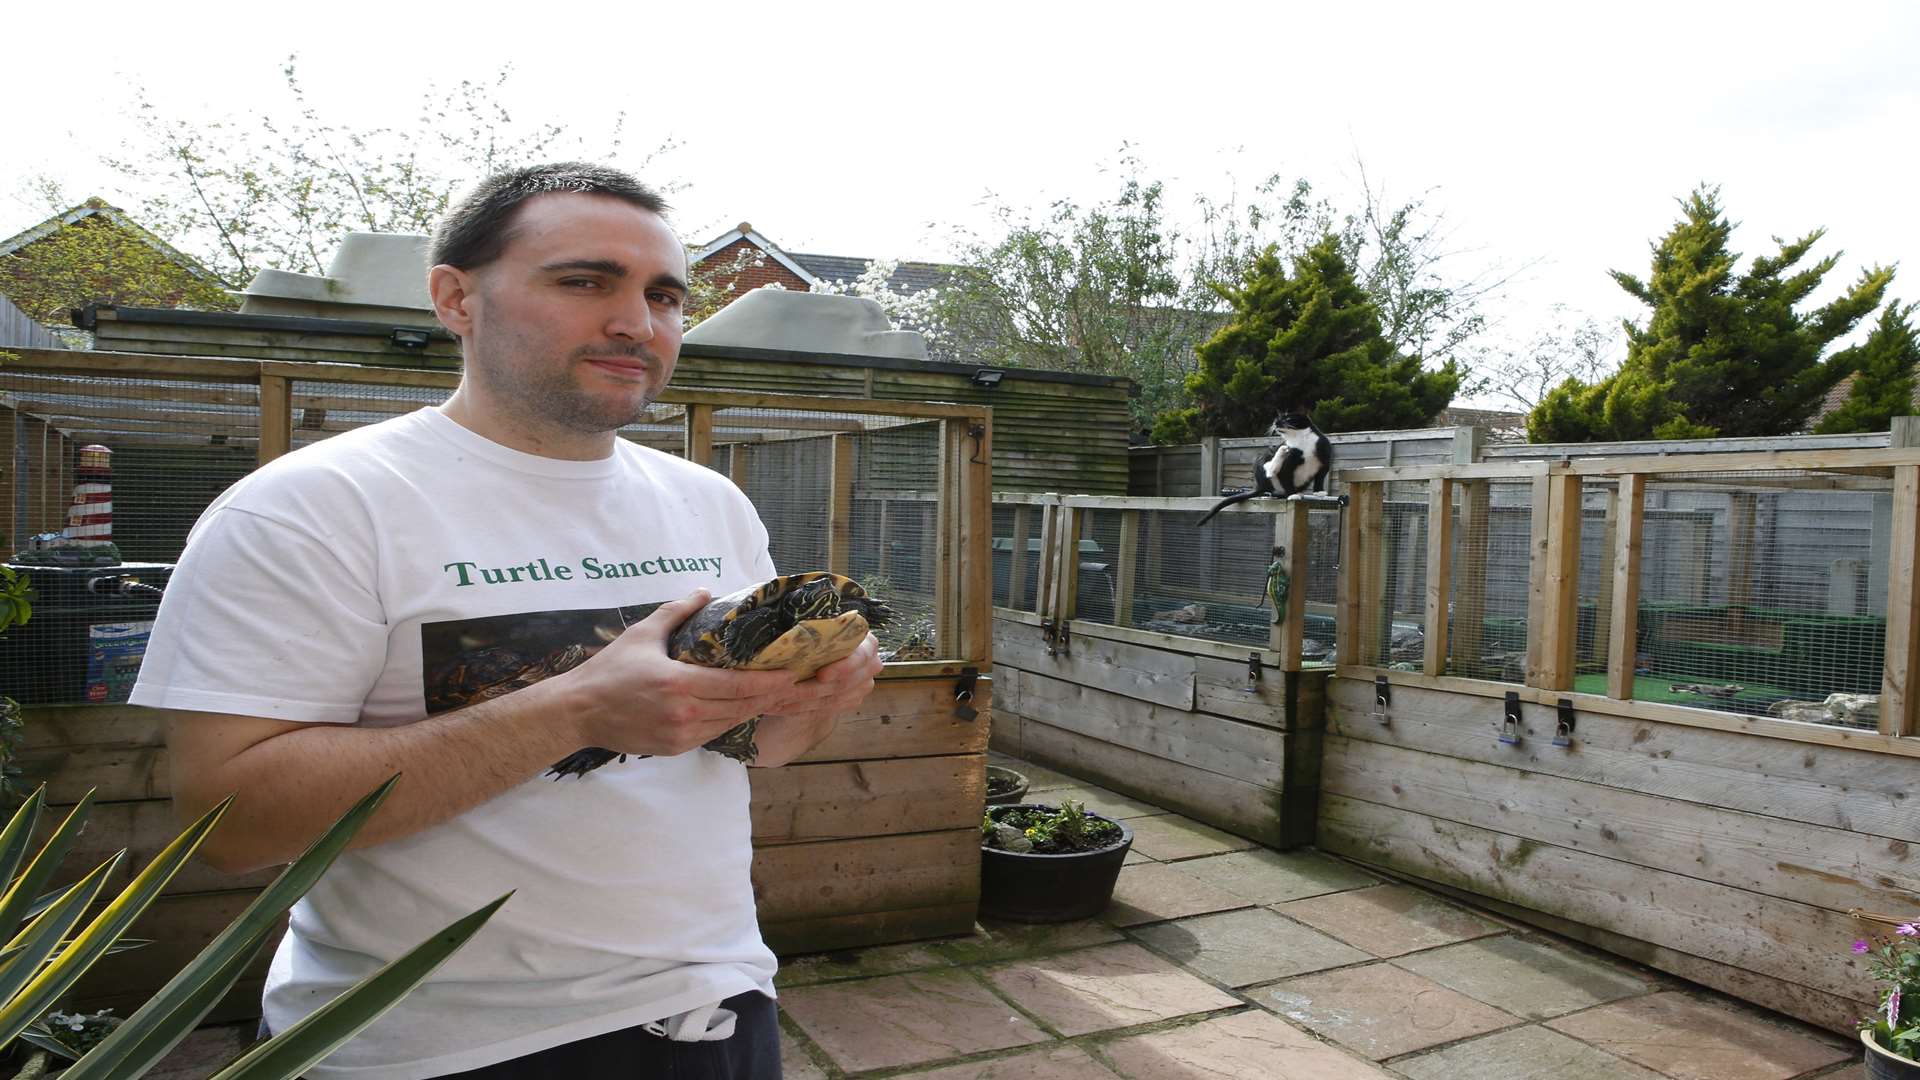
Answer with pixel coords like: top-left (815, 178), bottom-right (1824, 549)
top-left (1195, 490), bottom-right (1256, 527)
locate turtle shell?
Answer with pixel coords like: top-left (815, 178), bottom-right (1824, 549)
top-left (667, 572), bottom-right (891, 674)
top-left (549, 572), bottom-right (889, 780)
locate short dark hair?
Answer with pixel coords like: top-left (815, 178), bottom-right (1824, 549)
top-left (429, 162), bottom-right (671, 270)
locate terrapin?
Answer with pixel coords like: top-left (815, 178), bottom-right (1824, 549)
top-left (547, 572), bottom-right (891, 778)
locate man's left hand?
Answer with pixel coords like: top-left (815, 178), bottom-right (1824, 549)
top-left (750, 633), bottom-right (883, 766)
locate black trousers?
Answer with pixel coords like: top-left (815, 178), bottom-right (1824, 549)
top-left (284, 991), bottom-right (783, 1080)
top-left (432, 991), bottom-right (781, 1080)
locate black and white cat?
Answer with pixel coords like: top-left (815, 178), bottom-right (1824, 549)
top-left (1195, 411), bottom-right (1332, 527)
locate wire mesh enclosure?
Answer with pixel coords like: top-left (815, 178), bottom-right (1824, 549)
top-left (1335, 453), bottom-right (1920, 738)
top-left (1, 351), bottom-right (990, 705)
top-left (1629, 468), bottom-right (1891, 726)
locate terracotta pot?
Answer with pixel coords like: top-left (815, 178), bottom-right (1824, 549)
top-left (979, 804), bottom-right (1132, 923)
top-left (1865, 1029), bottom-right (1920, 1079)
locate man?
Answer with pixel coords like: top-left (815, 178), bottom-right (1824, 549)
top-left (131, 162), bottom-right (879, 1078)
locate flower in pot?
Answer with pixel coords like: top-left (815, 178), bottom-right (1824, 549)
top-left (1857, 920), bottom-right (1920, 1078)
top-left (984, 765), bottom-right (1029, 806)
top-left (979, 800), bottom-right (1131, 923)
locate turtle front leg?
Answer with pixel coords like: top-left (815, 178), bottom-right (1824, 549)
top-left (702, 717), bottom-right (760, 763)
top-left (546, 746), bottom-right (633, 779)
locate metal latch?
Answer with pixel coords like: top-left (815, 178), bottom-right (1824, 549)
top-left (1373, 675), bottom-right (1391, 726)
top-left (1244, 651), bottom-right (1263, 693)
top-left (953, 667), bottom-right (980, 722)
top-left (1499, 690), bottom-right (1524, 746)
top-left (1553, 698), bottom-right (1577, 747)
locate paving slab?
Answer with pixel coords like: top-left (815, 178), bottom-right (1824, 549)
top-left (1172, 847), bottom-right (1381, 904)
top-left (930, 917), bottom-right (1127, 965)
top-left (1545, 991), bottom-right (1853, 1080)
top-left (1392, 934), bottom-right (1654, 1019)
top-left (1275, 883), bottom-right (1504, 957)
top-left (1392, 1024), bottom-right (1668, 1080)
top-left (1258, 961), bottom-right (1518, 1060)
top-left (1037, 784), bottom-right (1169, 820)
top-left (1122, 847), bottom-right (1155, 865)
top-left (1098, 1008), bottom-right (1396, 1079)
top-left (147, 1021), bottom-right (257, 1079)
top-left (983, 942), bottom-right (1241, 1037)
top-left (1105, 862), bottom-right (1257, 927)
top-left (779, 969), bottom-right (1052, 1073)
top-left (989, 754), bottom-right (1078, 791)
top-left (1129, 906), bottom-right (1371, 987)
top-left (1123, 814), bottom-right (1259, 861)
top-left (777, 1018), bottom-right (831, 1080)
top-left (777, 938), bottom-right (956, 987)
top-left (897, 1043), bottom-right (1125, 1078)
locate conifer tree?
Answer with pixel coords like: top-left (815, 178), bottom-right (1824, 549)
top-left (1528, 186), bottom-right (1892, 442)
top-left (1152, 235), bottom-right (1459, 442)
top-left (1814, 302), bottom-right (1919, 434)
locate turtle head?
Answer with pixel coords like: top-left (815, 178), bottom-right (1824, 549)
top-left (784, 577), bottom-right (844, 621)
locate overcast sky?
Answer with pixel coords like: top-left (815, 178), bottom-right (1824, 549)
top-left (7, 0), bottom-right (1916, 404)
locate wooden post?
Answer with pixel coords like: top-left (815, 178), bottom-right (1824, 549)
top-left (1338, 482), bottom-right (1385, 667)
top-left (1453, 480), bottom-right (1491, 677)
top-left (728, 444), bottom-right (751, 489)
top-left (1528, 472), bottom-right (1582, 691)
top-left (1007, 506), bottom-right (1031, 609)
top-left (1035, 502), bottom-right (1059, 624)
top-left (1272, 502), bottom-right (1310, 670)
top-left (827, 434), bottom-right (854, 575)
top-left (876, 497), bottom-right (890, 579)
top-left (957, 418), bottom-right (992, 664)
top-left (1423, 478), bottom-right (1454, 676)
top-left (257, 374), bottom-right (292, 467)
top-left (684, 404), bottom-right (714, 466)
top-left (1198, 436), bottom-right (1222, 496)
top-left (934, 422), bottom-right (959, 655)
top-left (1052, 506), bottom-right (1084, 628)
top-left (1452, 425), bottom-right (1484, 465)
top-left (1115, 509), bottom-right (1140, 627)
top-left (1608, 473), bottom-right (1647, 701)
top-left (1882, 464), bottom-right (1920, 736)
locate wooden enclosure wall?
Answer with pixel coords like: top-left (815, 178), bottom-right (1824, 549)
top-left (989, 614), bottom-right (1327, 849)
top-left (16, 675), bottom-right (990, 1020)
top-left (1318, 677), bottom-right (1915, 1033)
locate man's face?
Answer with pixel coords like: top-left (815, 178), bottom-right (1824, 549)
top-left (461, 193), bottom-right (688, 437)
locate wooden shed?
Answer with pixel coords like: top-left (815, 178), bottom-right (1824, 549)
top-left (77, 302), bottom-right (1135, 494)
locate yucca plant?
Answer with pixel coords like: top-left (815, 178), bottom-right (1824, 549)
top-left (0, 776), bottom-right (505, 1079)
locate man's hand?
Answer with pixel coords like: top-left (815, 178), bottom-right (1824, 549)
top-left (749, 632), bottom-right (883, 767)
top-left (557, 591), bottom-right (871, 759)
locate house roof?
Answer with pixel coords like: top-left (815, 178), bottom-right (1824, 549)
top-left (692, 223), bottom-right (820, 287)
top-left (787, 252), bottom-right (956, 296)
top-left (0, 198), bottom-right (227, 286)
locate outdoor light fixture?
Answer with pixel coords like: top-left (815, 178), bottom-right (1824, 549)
top-left (970, 368), bottom-right (1005, 389)
top-left (388, 328), bottom-right (432, 349)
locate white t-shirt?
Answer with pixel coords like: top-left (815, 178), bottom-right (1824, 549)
top-left (130, 408), bottom-right (781, 1079)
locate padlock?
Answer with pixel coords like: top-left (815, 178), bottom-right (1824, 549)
top-left (1498, 691), bottom-right (1523, 746)
top-left (1552, 698), bottom-right (1576, 748)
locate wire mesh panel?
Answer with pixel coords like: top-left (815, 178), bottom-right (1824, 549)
top-left (1575, 480), bottom-right (1617, 682)
top-left (289, 377), bottom-right (451, 454)
top-left (1377, 481), bottom-right (1430, 670)
top-left (1633, 468), bottom-right (1890, 727)
top-left (1112, 506), bottom-right (1283, 649)
top-left (1444, 480), bottom-right (1534, 682)
top-left (991, 501), bottom-right (1048, 612)
top-left (709, 406), bottom-right (945, 659)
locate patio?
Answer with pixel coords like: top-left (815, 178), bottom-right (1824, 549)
top-left (151, 751), bottom-right (1865, 1080)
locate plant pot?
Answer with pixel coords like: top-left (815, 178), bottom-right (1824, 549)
top-left (979, 804), bottom-right (1132, 923)
top-left (1865, 1029), bottom-right (1920, 1079)
top-left (984, 765), bottom-right (1030, 806)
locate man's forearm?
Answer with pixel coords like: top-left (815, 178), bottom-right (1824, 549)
top-left (176, 678), bottom-right (587, 874)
